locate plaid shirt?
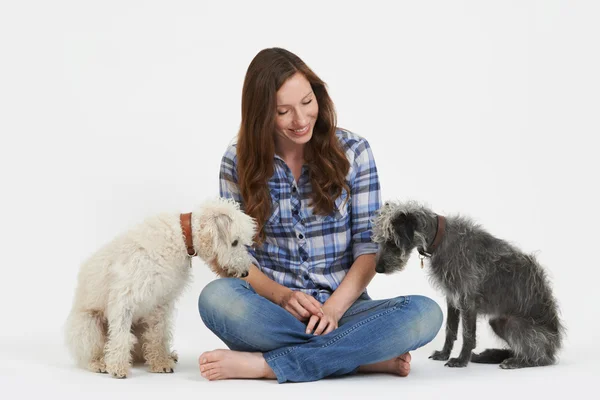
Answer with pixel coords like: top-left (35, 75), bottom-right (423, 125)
top-left (219, 129), bottom-right (381, 303)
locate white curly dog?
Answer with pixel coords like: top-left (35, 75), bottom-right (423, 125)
top-left (64, 197), bottom-right (256, 378)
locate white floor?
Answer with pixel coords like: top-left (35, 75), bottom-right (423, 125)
top-left (2, 329), bottom-right (597, 400)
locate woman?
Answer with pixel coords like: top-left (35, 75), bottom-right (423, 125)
top-left (197, 48), bottom-right (442, 383)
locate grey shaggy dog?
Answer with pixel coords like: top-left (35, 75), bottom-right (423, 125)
top-left (372, 200), bottom-right (564, 369)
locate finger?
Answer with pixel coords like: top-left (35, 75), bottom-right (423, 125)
top-left (306, 315), bottom-right (319, 334)
top-left (297, 294), bottom-right (323, 317)
top-left (323, 322), bottom-right (337, 335)
top-left (289, 308), bottom-right (306, 321)
top-left (284, 304), bottom-right (305, 321)
top-left (289, 299), bottom-right (311, 320)
top-left (313, 318), bottom-right (330, 336)
top-left (307, 296), bottom-right (325, 316)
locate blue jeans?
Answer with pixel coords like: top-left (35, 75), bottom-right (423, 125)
top-left (198, 278), bottom-right (443, 383)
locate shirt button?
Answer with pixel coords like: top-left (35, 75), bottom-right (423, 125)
top-left (301, 254), bottom-right (308, 261)
top-left (292, 209), bottom-right (299, 215)
top-left (303, 273), bottom-right (309, 280)
top-left (292, 186), bottom-right (297, 193)
top-left (298, 233), bottom-right (304, 240)
top-left (312, 291), bottom-right (318, 297)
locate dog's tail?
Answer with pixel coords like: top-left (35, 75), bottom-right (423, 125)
top-left (64, 309), bottom-right (107, 367)
top-left (471, 349), bottom-right (514, 364)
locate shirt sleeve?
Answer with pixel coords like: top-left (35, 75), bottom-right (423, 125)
top-left (218, 146), bottom-right (261, 268)
top-left (349, 138), bottom-right (382, 259)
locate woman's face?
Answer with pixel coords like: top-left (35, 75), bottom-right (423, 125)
top-left (274, 72), bottom-right (319, 150)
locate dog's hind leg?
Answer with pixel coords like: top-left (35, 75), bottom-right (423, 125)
top-left (445, 307), bottom-right (477, 368)
top-left (65, 310), bottom-right (108, 373)
top-left (430, 300), bottom-right (460, 361)
top-left (141, 303), bottom-right (177, 373)
top-left (497, 317), bottom-right (556, 369)
top-left (471, 349), bottom-right (514, 363)
top-left (471, 317), bottom-right (514, 364)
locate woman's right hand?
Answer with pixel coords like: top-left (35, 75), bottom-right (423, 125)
top-left (279, 290), bottom-right (324, 322)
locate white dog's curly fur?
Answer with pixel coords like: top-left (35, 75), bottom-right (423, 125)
top-left (64, 197), bottom-right (256, 378)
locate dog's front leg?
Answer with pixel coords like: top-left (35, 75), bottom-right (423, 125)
top-left (446, 307), bottom-right (477, 367)
top-left (104, 305), bottom-right (136, 379)
top-left (430, 299), bottom-right (460, 361)
top-left (141, 304), bottom-right (176, 373)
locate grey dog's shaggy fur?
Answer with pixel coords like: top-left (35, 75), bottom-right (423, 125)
top-left (372, 200), bottom-right (564, 369)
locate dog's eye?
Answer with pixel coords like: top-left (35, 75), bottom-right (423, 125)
top-left (231, 240), bottom-right (238, 247)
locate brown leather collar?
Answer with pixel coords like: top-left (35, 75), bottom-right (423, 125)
top-left (180, 213), bottom-right (196, 256)
top-left (418, 215), bottom-right (446, 257)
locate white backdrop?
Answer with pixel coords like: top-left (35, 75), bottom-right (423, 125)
top-left (1, 0), bottom-right (599, 391)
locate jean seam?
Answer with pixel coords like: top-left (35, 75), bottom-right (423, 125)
top-left (322, 307), bottom-right (397, 348)
top-left (324, 296), bottom-right (411, 347)
top-left (264, 346), bottom-right (298, 361)
top-left (343, 295), bottom-right (411, 318)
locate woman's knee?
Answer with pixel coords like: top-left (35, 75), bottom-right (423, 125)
top-left (198, 278), bottom-right (247, 322)
top-left (409, 295), bottom-right (443, 343)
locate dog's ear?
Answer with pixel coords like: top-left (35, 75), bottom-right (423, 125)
top-left (392, 213), bottom-right (417, 243)
top-left (212, 214), bottom-right (233, 248)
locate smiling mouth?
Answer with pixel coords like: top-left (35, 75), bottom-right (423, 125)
top-left (289, 124), bottom-right (310, 136)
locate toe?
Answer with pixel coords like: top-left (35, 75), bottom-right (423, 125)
top-left (400, 352), bottom-right (412, 363)
top-left (398, 360), bottom-right (410, 372)
top-left (199, 352), bottom-right (210, 364)
top-left (206, 370), bottom-right (222, 381)
top-left (200, 361), bottom-right (219, 373)
top-left (199, 350), bottom-right (224, 364)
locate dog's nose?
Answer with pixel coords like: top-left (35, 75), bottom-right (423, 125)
top-left (240, 271), bottom-right (249, 278)
top-left (375, 265), bottom-right (385, 274)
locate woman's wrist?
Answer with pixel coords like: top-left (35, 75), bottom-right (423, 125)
top-left (321, 300), bottom-right (345, 321)
top-left (245, 264), bottom-right (292, 305)
top-left (274, 286), bottom-right (293, 307)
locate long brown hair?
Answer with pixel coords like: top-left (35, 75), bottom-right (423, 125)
top-left (237, 48), bottom-right (350, 245)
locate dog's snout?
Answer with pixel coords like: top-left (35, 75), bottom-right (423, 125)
top-left (375, 265), bottom-right (385, 273)
top-left (240, 271), bottom-right (249, 278)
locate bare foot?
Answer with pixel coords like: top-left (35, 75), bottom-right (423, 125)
top-left (198, 349), bottom-right (277, 381)
top-left (358, 352), bottom-right (411, 377)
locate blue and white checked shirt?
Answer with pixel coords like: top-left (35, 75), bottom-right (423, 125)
top-left (219, 129), bottom-right (381, 303)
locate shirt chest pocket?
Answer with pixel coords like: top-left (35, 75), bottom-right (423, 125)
top-left (304, 190), bottom-right (350, 225)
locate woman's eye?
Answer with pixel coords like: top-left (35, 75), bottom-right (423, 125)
top-left (302, 99), bottom-right (313, 105)
top-left (277, 110), bottom-right (288, 116)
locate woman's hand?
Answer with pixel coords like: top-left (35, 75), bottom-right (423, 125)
top-left (279, 290), bottom-right (324, 322)
top-left (305, 304), bottom-right (343, 335)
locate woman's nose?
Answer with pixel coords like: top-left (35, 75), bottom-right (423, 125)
top-left (293, 110), bottom-right (308, 126)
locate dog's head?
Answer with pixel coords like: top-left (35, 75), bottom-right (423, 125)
top-left (195, 197), bottom-right (257, 278)
top-left (372, 201), bottom-right (429, 274)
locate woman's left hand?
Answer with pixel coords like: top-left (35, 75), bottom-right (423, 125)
top-left (305, 305), bottom-right (342, 335)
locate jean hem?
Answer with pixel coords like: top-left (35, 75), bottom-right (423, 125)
top-left (264, 356), bottom-right (287, 383)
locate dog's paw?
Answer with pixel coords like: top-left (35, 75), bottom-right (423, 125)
top-left (105, 362), bottom-right (129, 379)
top-left (148, 358), bottom-right (176, 373)
top-left (429, 350), bottom-right (450, 361)
top-left (170, 351), bottom-right (178, 364)
top-left (445, 357), bottom-right (469, 368)
top-left (88, 358), bottom-right (107, 374)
